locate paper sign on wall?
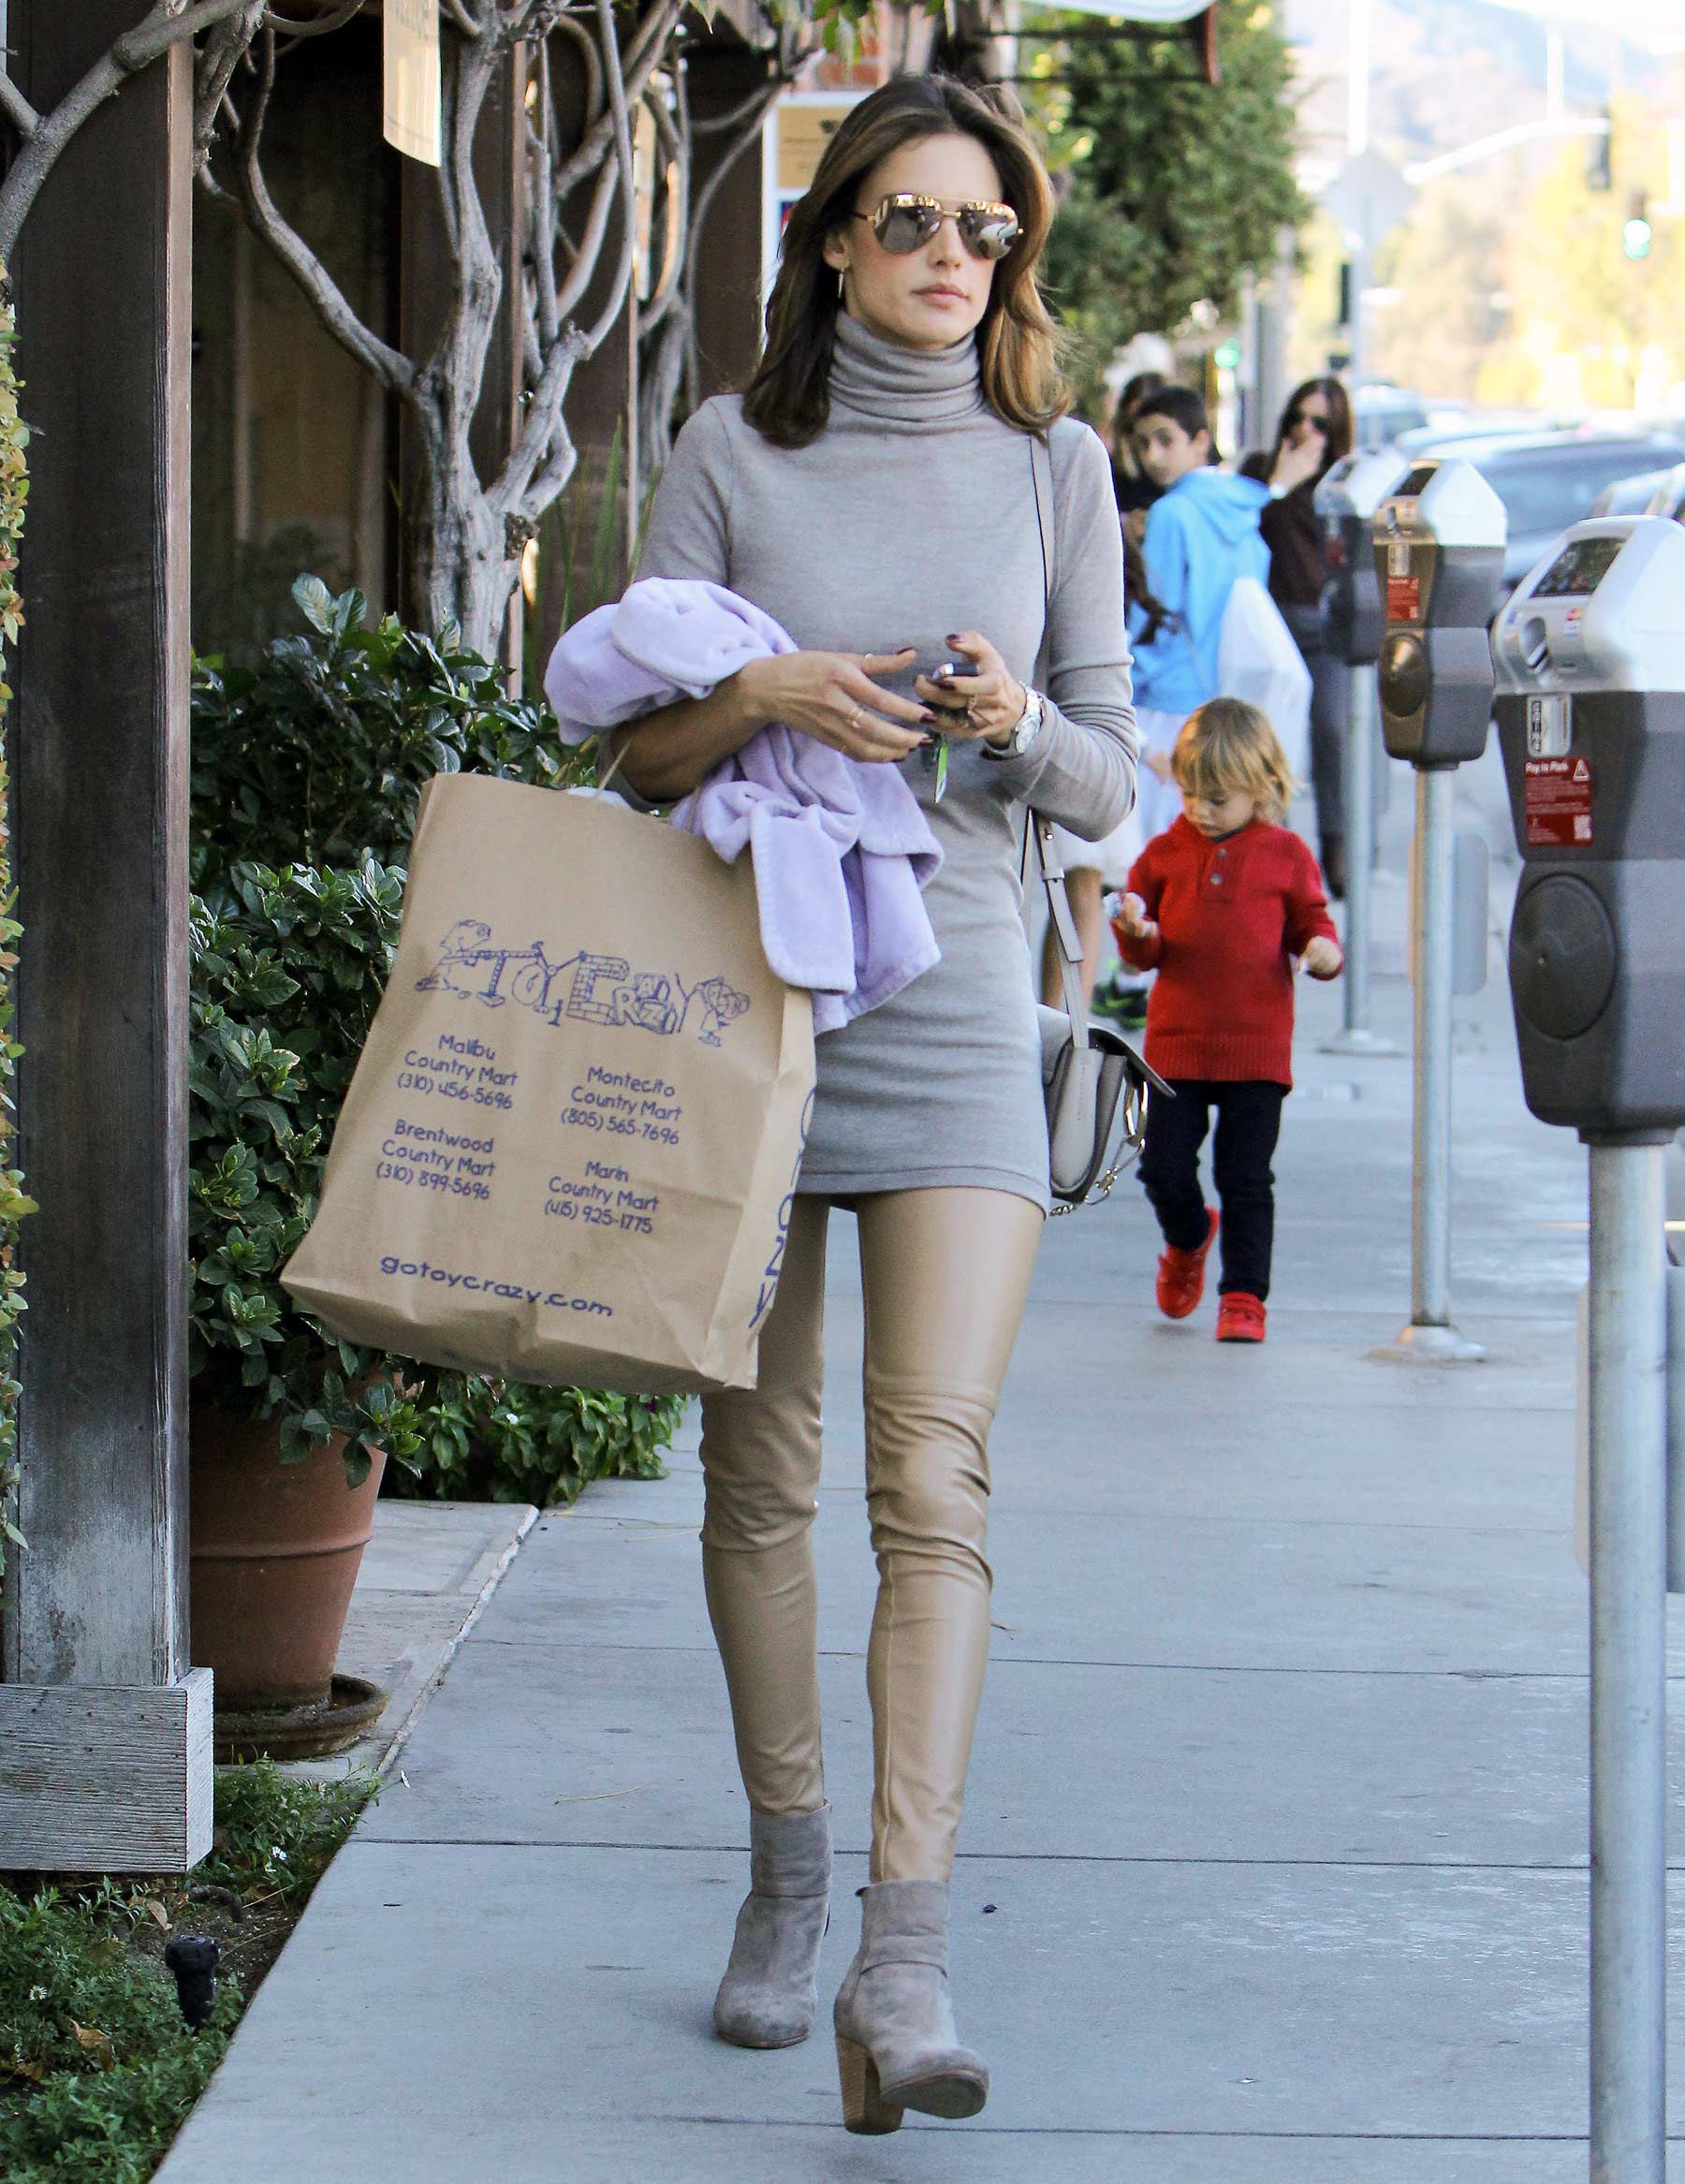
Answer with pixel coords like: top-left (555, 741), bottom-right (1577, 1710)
top-left (384, 0), bottom-right (441, 169)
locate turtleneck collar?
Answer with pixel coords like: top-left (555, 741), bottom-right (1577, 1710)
top-left (828, 310), bottom-right (987, 432)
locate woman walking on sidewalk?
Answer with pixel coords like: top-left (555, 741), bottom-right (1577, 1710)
top-left (1240, 378), bottom-right (1354, 894)
top-left (612, 75), bottom-right (1134, 2136)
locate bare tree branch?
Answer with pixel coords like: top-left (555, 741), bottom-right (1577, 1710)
top-left (581, 0), bottom-right (638, 355)
top-left (0, 74), bottom-right (40, 144)
top-left (228, 26), bottom-right (415, 396)
top-left (194, 1), bottom-right (268, 167)
top-left (114, 0), bottom-right (256, 70)
top-left (637, 83), bottom-right (687, 331)
top-left (264, 0), bottom-right (366, 37)
top-left (0, 0), bottom-right (255, 262)
top-left (552, 0), bottom-right (681, 199)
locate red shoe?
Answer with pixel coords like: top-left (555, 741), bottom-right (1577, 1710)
top-left (1216, 1292), bottom-right (1267, 1343)
top-left (1156, 1207), bottom-right (1218, 1321)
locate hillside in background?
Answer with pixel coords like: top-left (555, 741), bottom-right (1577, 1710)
top-left (1282, 1), bottom-right (1681, 407)
top-left (1285, 0), bottom-right (1668, 172)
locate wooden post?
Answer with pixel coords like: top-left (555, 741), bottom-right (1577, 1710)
top-left (0, 0), bottom-right (212, 1871)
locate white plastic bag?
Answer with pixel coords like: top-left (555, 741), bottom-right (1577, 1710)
top-left (1215, 576), bottom-right (1311, 783)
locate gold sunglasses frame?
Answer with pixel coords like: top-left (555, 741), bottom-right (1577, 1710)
top-left (852, 193), bottom-right (1022, 260)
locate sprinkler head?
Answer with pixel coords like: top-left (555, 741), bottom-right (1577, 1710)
top-left (163, 1935), bottom-right (221, 2030)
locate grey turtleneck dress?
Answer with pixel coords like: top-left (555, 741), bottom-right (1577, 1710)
top-left (638, 315), bottom-right (1136, 1213)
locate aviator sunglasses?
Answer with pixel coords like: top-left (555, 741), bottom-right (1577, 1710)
top-left (852, 193), bottom-right (1022, 261)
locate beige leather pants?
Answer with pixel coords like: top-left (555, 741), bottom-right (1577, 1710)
top-left (699, 1188), bottom-right (1044, 1884)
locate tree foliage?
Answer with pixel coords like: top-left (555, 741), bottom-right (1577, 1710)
top-left (1036, 0), bottom-right (1306, 389)
top-left (1371, 179), bottom-right (1509, 403)
top-left (1483, 97), bottom-right (1682, 410)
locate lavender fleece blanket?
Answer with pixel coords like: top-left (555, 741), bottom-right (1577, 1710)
top-left (544, 579), bottom-right (942, 1033)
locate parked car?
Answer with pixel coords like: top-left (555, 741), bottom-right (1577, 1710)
top-left (1589, 466), bottom-right (1678, 518)
top-left (1354, 383), bottom-right (1430, 447)
top-left (1643, 462), bottom-right (1685, 521)
top-left (1407, 428), bottom-right (1685, 588)
top-left (1394, 410), bottom-right (1575, 455)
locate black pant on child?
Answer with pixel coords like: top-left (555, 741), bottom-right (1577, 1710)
top-left (1139, 1078), bottom-right (1287, 1301)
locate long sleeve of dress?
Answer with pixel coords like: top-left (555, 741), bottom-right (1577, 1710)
top-left (982, 419), bottom-right (1137, 841)
top-left (637, 401), bottom-right (733, 584)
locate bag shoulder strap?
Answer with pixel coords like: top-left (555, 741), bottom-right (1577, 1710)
top-left (1026, 433), bottom-right (1088, 1037)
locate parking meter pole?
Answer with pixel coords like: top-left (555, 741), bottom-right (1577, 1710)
top-left (1323, 665), bottom-right (1398, 1054)
top-left (1587, 1136), bottom-right (1668, 2184)
top-left (1370, 458), bottom-right (1504, 1365)
top-left (1315, 447), bottom-right (1411, 1060)
top-left (1382, 766), bottom-right (1485, 1360)
top-left (1411, 767), bottom-right (1452, 1326)
top-left (1492, 513), bottom-right (1685, 2184)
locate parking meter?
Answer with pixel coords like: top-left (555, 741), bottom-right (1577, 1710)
top-left (1372, 460), bottom-right (1507, 765)
top-left (1493, 514), bottom-right (1685, 2171)
top-left (1311, 449), bottom-right (1413, 1059)
top-left (1315, 447), bottom-right (1412, 666)
top-left (1492, 515), bottom-right (1685, 1138)
top-left (1369, 459), bottom-right (1507, 1365)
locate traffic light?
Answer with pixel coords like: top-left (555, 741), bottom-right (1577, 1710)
top-left (1622, 192), bottom-right (1652, 261)
top-left (1587, 113), bottom-right (1612, 192)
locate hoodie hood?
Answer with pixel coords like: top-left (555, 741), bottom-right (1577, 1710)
top-left (1171, 466), bottom-right (1275, 547)
top-left (1129, 467), bottom-right (1269, 718)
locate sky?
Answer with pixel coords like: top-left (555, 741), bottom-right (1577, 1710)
top-left (1475, 0), bottom-right (1685, 52)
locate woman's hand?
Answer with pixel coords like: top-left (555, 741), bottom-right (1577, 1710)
top-left (1115, 892), bottom-right (1158, 944)
top-left (1269, 433), bottom-right (1324, 496)
top-left (1300, 936), bottom-right (1342, 979)
top-left (740, 648), bottom-right (934, 764)
top-left (1143, 746), bottom-right (1177, 784)
top-left (914, 631), bottom-right (1027, 748)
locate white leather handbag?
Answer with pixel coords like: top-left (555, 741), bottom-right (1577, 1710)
top-left (1028, 434), bottom-right (1170, 1212)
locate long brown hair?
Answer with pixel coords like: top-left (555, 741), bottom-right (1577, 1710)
top-left (1267, 376), bottom-right (1354, 482)
top-left (743, 75), bottom-right (1070, 449)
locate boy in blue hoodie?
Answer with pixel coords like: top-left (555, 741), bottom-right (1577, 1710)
top-left (1127, 388), bottom-right (1270, 844)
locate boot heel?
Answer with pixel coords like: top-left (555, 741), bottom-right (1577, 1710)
top-left (836, 2034), bottom-right (903, 2135)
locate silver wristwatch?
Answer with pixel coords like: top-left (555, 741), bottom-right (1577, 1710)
top-left (982, 684), bottom-right (1045, 761)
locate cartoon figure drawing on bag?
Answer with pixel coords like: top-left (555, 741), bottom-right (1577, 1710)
top-left (693, 976), bottom-right (750, 1048)
top-left (416, 919), bottom-right (516, 1005)
top-left (623, 971), bottom-right (689, 1037)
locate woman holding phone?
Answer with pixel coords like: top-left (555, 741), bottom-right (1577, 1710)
top-left (613, 75), bottom-right (1134, 2137)
top-left (1241, 377), bottom-right (1354, 893)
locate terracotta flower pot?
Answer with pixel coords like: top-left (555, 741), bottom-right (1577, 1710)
top-left (189, 1400), bottom-right (387, 1711)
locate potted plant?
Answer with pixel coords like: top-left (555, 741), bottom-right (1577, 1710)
top-left (188, 857), bottom-right (422, 1750)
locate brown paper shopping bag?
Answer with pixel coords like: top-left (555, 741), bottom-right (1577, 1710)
top-left (283, 774), bottom-right (815, 1394)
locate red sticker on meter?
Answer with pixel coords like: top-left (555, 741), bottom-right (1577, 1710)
top-left (1524, 755), bottom-right (1593, 846)
top-left (1386, 575), bottom-right (1421, 622)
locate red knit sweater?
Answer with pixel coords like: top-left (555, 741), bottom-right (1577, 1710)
top-left (1114, 816), bottom-right (1341, 1087)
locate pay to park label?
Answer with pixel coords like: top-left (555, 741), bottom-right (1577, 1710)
top-left (1524, 755), bottom-right (1594, 847)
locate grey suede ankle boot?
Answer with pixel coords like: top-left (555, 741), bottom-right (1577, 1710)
top-left (713, 1804), bottom-right (832, 2048)
top-left (832, 1880), bottom-right (988, 2133)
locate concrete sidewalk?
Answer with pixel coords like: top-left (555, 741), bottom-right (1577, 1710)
top-left (159, 783), bottom-right (1685, 2181)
